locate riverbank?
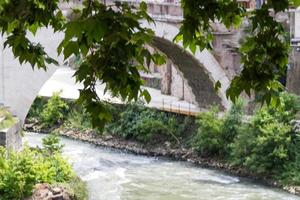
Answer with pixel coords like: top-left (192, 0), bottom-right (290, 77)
top-left (24, 93), bottom-right (300, 197)
top-left (24, 122), bottom-right (300, 196)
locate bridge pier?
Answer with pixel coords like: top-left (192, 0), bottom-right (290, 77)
top-left (0, 120), bottom-right (22, 151)
top-left (287, 48), bottom-right (300, 95)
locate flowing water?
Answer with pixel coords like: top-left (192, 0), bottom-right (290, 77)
top-left (24, 132), bottom-right (300, 200)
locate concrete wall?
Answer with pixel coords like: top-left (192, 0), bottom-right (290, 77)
top-left (0, 120), bottom-right (22, 151)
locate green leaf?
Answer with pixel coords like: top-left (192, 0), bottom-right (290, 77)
top-left (141, 90), bottom-right (151, 103)
top-left (291, 0), bottom-right (300, 6)
top-left (152, 53), bottom-right (166, 65)
top-left (214, 81), bottom-right (221, 92)
top-left (65, 21), bottom-right (82, 41)
top-left (140, 1), bottom-right (148, 11)
top-left (28, 23), bottom-right (39, 35)
top-left (63, 41), bottom-right (79, 59)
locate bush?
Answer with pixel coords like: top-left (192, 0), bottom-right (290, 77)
top-left (26, 96), bottom-right (47, 121)
top-left (265, 92), bottom-right (300, 123)
top-left (191, 100), bottom-right (245, 157)
top-left (64, 107), bottom-right (93, 132)
top-left (230, 111), bottom-right (293, 174)
top-left (41, 92), bottom-right (69, 127)
top-left (230, 92), bottom-right (300, 175)
top-left (221, 99), bottom-right (244, 154)
top-left (0, 135), bottom-right (74, 200)
top-left (192, 107), bottom-right (225, 157)
top-left (109, 103), bottom-right (181, 144)
top-left (42, 133), bottom-right (64, 154)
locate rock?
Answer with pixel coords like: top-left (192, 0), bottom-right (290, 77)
top-left (164, 141), bottom-right (171, 148)
top-left (295, 186), bottom-right (300, 195)
top-left (51, 187), bottom-right (62, 195)
top-left (283, 186), bottom-right (296, 194)
top-left (104, 135), bottom-right (113, 141)
top-left (26, 184), bottom-right (73, 200)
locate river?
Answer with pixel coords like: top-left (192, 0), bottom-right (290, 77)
top-left (24, 132), bottom-right (300, 200)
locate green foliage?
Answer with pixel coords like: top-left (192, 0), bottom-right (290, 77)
top-left (41, 92), bottom-right (69, 127)
top-left (0, 134), bottom-right (74, 200)
top-left (190, 92), bottom-right (300, 185)
top-left (42, 133), bottom-right (64, 154)
top-left (61, 1), bottom-right (165, 131)
top-left (0, 0), bottom-right (62, 69)
top-left (26, 96), bottom-right (46, 121)
top-left (0, 107), bottom-right (17, 130)
top-left (279, 150), bottom-right (300, 185)
top-left (192, 101), bottom-right (244, 157)
top-left (192, 107), bottom-right (225, 157)
top-left (1, 0), bottom-right (298, 129)
top-left (227, 5), bottom-right (289, 105)
top-left (230, 110), bottom-right (293, 174)
top-left (230, 92), bottom-right (300, 176)
top-left (266, 92), bottom-right (300, 123)
top-left (64, 106), bottom-right (93, 132)
top-left (175, 0), bottom-right (244, 52)
top-left (58, 176), bottom-right (88, 200)
top-left (221, 99), bottom-right (244, 153)
top-left (109, 103), bottom-right (181, 144)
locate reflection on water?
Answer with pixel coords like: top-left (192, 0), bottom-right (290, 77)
top-left (24, 133), bottom-right (300, 200)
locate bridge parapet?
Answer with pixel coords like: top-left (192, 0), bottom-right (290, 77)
top-left (62, 0), bottom-right (257, 23)
top-left (106, 0), bottom-right (182, 22)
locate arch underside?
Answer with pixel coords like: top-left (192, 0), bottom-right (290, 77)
top-left (152, 37), bottom-right (225, 110)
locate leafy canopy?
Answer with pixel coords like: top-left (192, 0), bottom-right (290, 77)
top-left (0, 0), bottom-right (299, 130)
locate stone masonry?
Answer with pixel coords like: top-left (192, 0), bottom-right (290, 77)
top-left (0, 119), bottom-right (22, 151)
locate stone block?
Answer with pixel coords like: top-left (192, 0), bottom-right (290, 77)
top-left (0, 120), bottom-right (22, 151)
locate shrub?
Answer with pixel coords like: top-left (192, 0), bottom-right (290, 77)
top-left (41, 92), bottom-right (69, 127)
top-left (109, 103), bottom-right (181, 144)
top-left (192, 107), bottom-right (225, 157)
top-left (265, 92), bottom-right (300, 123)
top-left (230, 112), bottom-right (292, 174)
top-left (222, 99), bottom-right (244, 154)
top-left (191, 100), bottom-right (245, 157)
top-left (65, 107), bottom-right (93, 131)
top-left (26, 96), bottom-right (47, 121)
top-left (109, 103), bottom-right (145, 139)
top-left (42, 133), bottom-right (64, 154)
top-left (222, 100), bottom-right (244, 141)
top-left (279, 150), bottom-right (300, 185)
top-left (0, 135), bottom-right (74, 200)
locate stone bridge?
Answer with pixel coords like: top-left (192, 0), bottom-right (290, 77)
top-left (0, 0), bottom-right (231, 123)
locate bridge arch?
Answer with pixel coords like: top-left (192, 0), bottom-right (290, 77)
top-left (0, 28), bottom-right (63, 123)
top-left (143, 21), bottom-right (231, 110)
top-left (2, 20), bottom-right (231, 124)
